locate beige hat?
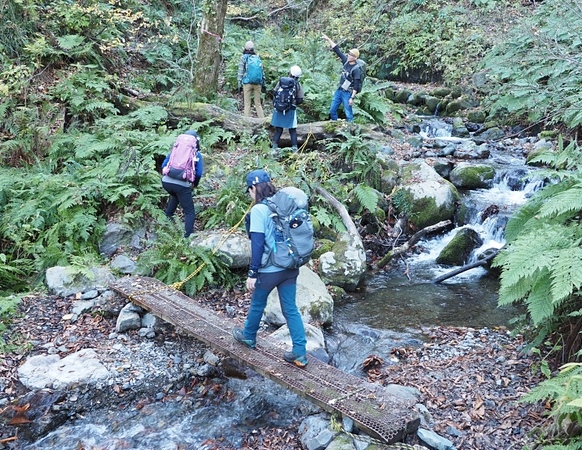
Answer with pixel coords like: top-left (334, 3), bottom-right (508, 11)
top-left (244, 41), bottom-right (254, 51)
top-left (349, 48), bottom-right (360, 58)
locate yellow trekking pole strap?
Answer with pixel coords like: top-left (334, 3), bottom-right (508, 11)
top-left (128, 203), bottom-right (253, 301)
top-left (170, 202), bottom-right (253, 291)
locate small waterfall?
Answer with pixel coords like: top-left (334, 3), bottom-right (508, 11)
top-left (408, 170), bottom-right (545, 282)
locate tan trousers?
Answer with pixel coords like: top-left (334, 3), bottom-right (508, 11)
top-left (243, 83), bottom-right (264, 118)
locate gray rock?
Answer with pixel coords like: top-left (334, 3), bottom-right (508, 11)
top-left (45, 265), bottom-right (115, 298)
top-left (418, 427), bottom-right (456, 450)
top-left (17, 349), bottom-right (110, 390)
top-left (110, 255), bottom-right (137, 274)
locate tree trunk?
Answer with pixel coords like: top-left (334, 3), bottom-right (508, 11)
top-left (193, 0), bottom-right (228, 95)
top-left (433, 247), bottom-right (501, 284)
top-left (116, 96), bottom-right (387, 147)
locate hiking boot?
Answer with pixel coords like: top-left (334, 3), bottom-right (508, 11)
top-left (283, 351), bottom-right (308, 368)
top-left (232, 327), bottom-right (256, 349)
top-left (291, 146), bottom-right (298, 153)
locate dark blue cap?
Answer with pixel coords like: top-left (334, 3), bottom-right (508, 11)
top-left (246, 169), bottom-right (271, 191)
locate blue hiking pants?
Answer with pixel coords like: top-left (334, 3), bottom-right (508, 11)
top-left (242, 269), bottom-right (307, 356)
top-left (329, 89), bottom-right (354, 122)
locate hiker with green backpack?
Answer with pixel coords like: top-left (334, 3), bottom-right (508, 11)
top-left (321, 33), bottom-right (364, 123)
top-left (237, 41), bottom-right (266, 118)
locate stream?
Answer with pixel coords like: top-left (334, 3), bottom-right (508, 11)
top-left (22, 119), bottom-right (545, 449)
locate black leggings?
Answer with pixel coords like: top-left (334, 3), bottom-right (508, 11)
top-left (273, 127), bottom-right (297, 147)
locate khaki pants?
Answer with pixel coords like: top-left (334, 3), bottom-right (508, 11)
top-left (243, 83), bottom-right (264, 118)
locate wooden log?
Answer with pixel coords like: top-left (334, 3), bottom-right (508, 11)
top-left (312, 184), bottom-right (360, 238)
top-left (376, 220), bottom-right (452, 269)
top-left (116, 95), bottom-right (386, 147)
top-left (433, 247), bottom-right (501, 284)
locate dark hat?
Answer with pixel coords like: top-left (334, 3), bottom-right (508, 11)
top-left (246, 169), bottom-right (271, 191)
top-left (184, 130), bottom-right (199, 138)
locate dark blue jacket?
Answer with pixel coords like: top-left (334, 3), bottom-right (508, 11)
top-left (332, 45), bottom-right (362, 93)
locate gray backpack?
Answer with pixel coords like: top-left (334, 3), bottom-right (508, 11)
top-left (264, 187), bottom-right (314, 269)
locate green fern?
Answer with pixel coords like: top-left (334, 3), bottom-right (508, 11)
top-left (494, 137), bottom-right (582, 367)
top-left (353, 184), bottom-right (380, 214)
top-left (521, 363), bottom-right (582, 450)
top-left (136, 225), bottom-right (236, 297)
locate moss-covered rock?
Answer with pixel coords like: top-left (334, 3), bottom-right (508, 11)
top-left (436, 228), bottom-right (483, 266)
top-left (449, 162), bottom-right (495, 189)
top-left (391, 161), bottom-right (459, 229)
top-left (318, 232), bottom-right (366, 292)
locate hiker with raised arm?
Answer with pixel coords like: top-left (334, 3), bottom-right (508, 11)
top-left (321, 33), bottom-right (363, 122)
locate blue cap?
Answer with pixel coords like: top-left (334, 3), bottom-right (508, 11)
top-left (246, 169), bottom-right (271, 191)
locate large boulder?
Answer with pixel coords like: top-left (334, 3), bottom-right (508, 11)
top-left (45, 266), bottom-right (116, 297)
top-left (318, 231), bottom-right (366, 292)
top-left (392, 160), bottom-right (459, 229)
top-left (192, 230), bottom-right (250, 269)
top-left (265, 266), bottom-right (333, 326)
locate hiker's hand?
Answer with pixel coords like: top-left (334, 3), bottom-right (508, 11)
top-left (261, 85), bottom-right (266, 93)
top-left (322, 33), bottom-right (335, 47)
top-left (246, 277), bottom-right (257, 292)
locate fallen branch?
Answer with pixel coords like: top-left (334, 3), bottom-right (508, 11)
top-left (376, 220), bottom-right (452, 269)
top-left (432, 259), bottom-right (489, 284)
top-left (312, 185), bottom-right (359, 237)
top-left (433, 247), bottom-right (501, 284)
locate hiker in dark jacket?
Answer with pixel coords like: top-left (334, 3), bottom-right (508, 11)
top-left (232, 169), bottom-right (309, 368)
top-left (322, 33), bottom-right (362, 122)
top-left (271, 65), bottom-right (304, 153)
top-left (161, 130), bottom-right (204, 238)
top-left (237, 41), bottom-right (265, 118)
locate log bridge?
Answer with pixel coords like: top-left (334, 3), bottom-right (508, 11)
top-left (110, 276), bottom-right (420, 445)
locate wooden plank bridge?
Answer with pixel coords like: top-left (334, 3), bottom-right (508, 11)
top-left (110, 276), bottom-right (420, 445)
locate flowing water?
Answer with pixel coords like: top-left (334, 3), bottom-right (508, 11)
top-left (22, 121), bottom-right (545, 448)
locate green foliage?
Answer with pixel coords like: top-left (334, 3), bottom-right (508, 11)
top-left (353, 184), bottom-right (380, 215)
top-left (481, 0), bottom-right (582, 131)
top-left (325, 127), bottom-right (382, 189)
top-left (381, 6), bottom-right (489, 84)
top-left (50, 65), bottom-right (119, 124)
top-left (0, 294), bottom-right (24, 353)
top-left (310, 204), bottom-right (347, 233)
top-left (522, 363), bottom-right (582, 449)
top-left (354, 81), bottom-right (399, 125)
top-left (0, 254), bottom-right (33, 294)
top-left (136, 225), bottom-right (236, 297)
top-left (493, 137), bottom-right (582, 351)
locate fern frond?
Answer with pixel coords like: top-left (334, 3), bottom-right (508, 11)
top-left (526, 275), bottom-right (555, 325)
top-left (550, 246), bottom-right (582, 305)
top-left (353, 184), bottom-right (380, 214)
top-left (537, 184), bottom-right (582, 220)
